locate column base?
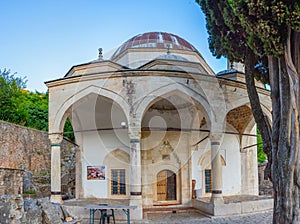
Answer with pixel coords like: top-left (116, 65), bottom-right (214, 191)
top-left (50, 194), bottom-right (63, 204)
top-left (210, 194), bottom-right (224, 204)
top-left (129, 195), bottom-right (143, 220)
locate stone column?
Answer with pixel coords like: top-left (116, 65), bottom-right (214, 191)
top-left (210, 133), bottom-right (224, 204)
top-left (49, 134), bottom-right (63, 204)
top-left (129, 125), bottom-right (143, 220)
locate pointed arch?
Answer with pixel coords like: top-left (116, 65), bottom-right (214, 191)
top-left (50, 85), bottom-right (130, 133)
top-left (135, 83), bottom-right (213, 129)
top-left (198, 150), bottom-right (226, 168)
top-left (103, 148), bottom-right (130, 166)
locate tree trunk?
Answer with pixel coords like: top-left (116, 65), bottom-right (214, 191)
top-left (244, 50), bottom-right (272, 179)
top-left (270, 29), bottom-right (300, 224)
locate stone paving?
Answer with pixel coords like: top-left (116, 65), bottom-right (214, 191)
top-left (81, 210), bottom-right (272, 224)
top-left (143, 211), bottom-right (272, 224)
top-left (68, 198), bottom-right (273, 224)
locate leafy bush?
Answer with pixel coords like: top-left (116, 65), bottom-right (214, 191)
top-left (24, 190), bottom-right (36, 195)
top-left (257, 129), bottom-right (267, 163)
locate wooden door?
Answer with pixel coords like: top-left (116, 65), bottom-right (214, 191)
top-left (167, 171), bottom-right (176, 200)
top-left (157, 170), bottom-right (177, 201)
top-left (157, 170), bottom-right (167, 201)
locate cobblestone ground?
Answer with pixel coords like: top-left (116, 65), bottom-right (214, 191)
top-left (143, 211), bottom-right (272, 224)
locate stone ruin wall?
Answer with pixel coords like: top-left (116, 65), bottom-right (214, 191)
top-left (0, 168), bottom-right (24, 195)
top-left (0, 120), bottom-right (77, 198)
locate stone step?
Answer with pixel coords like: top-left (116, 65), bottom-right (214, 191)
top-left (143, 206), bottom-right (207, 219)
top-left (144, 206), bottom-right (197, 213)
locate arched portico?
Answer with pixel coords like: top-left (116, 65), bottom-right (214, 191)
top-left (48, 86), bottom-right (129, 203)
top-left (225, 103), bottom-right (260, 195)
top-left (138, 86), bottom-right (222, 206)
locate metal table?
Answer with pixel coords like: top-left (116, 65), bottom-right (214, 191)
top-left (85, 204), bottom-right (137, 224)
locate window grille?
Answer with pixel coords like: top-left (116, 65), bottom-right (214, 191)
top-left (111, 169), bottom-right (126, 195)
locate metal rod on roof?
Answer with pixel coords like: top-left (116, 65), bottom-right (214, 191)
top-left (192, 135), bottom-right (209, 147)
top-left (58, 126), bottom-right (257, 137)
top-left (242, 142), bottom-right (263, 150)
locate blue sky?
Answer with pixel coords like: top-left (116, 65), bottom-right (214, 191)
top-left (0, 0), bottom-right (226, 92)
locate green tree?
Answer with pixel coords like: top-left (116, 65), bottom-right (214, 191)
top-left (197, 0), bottom-right (300, 222)
top-left (0, 69), bottom-right (75, 142)
top-left (63, 118), bottom-right (75, 142)
top-left (257, 129), bottom-right (267, 163)
top-left (22, 90), bottom-right (49, 131)
top-left (197, 0), bottom-right (272, 178)
top-left (0, 69), bottom-right (27, 124)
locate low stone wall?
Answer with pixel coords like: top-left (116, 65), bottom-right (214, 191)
top-left (258, 162), bottom-right (273, 196)
top-left (0, 195), bottom-right (82, 224)
top-left (0, 168), bottom-right (24, 195)
top-left (0, 120), bottom-right (77, 198)
top-left (193, 196), bottom-right (273, 216)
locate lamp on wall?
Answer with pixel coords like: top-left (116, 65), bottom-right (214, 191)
top-left (121, 121), bottom-right (127, 129)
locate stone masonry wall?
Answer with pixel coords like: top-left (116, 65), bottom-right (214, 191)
top-left (0, 120), bottom-right (77, 198)
top-left (0, 168), bottom-right (24, 195)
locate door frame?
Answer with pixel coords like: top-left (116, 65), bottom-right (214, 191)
top-left (153, 169), bottom-right (181, 205)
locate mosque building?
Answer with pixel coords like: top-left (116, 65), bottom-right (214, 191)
top-left (45, 32), bottom-right (271, 219)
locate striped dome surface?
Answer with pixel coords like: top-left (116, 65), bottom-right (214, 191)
top-left (111, 32), bottom-right (197, 59)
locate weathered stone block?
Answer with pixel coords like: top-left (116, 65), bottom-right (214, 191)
top-left (0, 194), bottom-right (25, 224)
top-left (24, 198), bottom-right (43, 223)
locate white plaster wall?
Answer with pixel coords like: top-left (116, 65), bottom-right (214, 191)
top-left (241, 124), bottom-right (259, 195)
top-left (81, 130), bottom-right (129, 198)
top-left (191, 130), bottom-right (241, 196)
top-left (221, 134), bottom-right (241, 195)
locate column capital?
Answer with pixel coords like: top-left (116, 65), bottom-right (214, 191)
top-left (210, 132), bottom-right (223, 144)
top-left (128, 117), bottom-right (141, 140)
top-left (49, 133), bottom-right (63, 146)
top-left (129, 128), bottom-right (141, 140)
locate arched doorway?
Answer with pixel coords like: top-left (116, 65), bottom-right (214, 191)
top-left (157, 170), bottom-right (176, 201)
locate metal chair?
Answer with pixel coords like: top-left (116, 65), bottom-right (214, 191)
top-left (99, 204), bottom-right (116, 224)
top-left (100, 209), bottom-right (115, 224)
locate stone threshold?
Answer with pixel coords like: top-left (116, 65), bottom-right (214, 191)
top-left (192, 195), bottom-right (273, 216)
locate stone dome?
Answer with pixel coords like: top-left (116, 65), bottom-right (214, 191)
top-left (155, 54), bottom-right (189, 61)
top-left (111, 32), bottom-right (198, 59)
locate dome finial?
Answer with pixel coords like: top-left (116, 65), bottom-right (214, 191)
top-left (166, 44), bottom-right (171, 54)
top-left (98, 48), bottom-right (103, 60)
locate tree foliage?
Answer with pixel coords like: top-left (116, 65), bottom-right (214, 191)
top-left (0, 69), bottom-right (27, 124)
top-left (228, 0), bottom-right (300, 56)
top-left (257, 129), bottom-right (267, 163)
top-left (0, 69), bottom-right (75, 141)
top-left (22, 90), bottom-right (49, 131)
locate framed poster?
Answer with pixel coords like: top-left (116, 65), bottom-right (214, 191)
top-left (87, 165), bottom-right (105, 180)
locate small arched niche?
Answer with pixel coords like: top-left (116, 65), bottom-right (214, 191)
top-left (103, 149), bottom-right (130, 198)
